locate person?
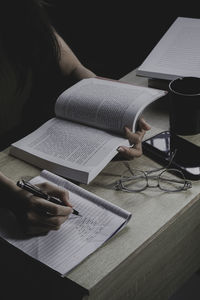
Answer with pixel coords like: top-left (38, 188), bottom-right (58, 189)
top-left (0, 0), bottom-right (151, 236)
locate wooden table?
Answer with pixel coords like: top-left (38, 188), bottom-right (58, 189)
top-left (1, 70), bottom-right (200, 300)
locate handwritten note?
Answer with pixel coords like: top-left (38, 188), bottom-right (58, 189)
top-left (0, 170), bottom-right (131, 275)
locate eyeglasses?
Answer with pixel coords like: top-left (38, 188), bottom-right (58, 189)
top-left (115, 151), bottom-right (192, 193)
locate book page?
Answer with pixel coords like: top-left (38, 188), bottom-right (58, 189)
top-left (0, 170), bottom-right (131, 275)
top-left (55, 78), bottom-right (166, 134)
top-left (11, 118), bottom-right (127, 183)
top-left (10, 79), bottom-right (165, 184)
top-left (137, 17), bottom-right (200, 80)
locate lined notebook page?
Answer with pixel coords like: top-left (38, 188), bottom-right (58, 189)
top-left (0, 170), bottom-right (131, 275)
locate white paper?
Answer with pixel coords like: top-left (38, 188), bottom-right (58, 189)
top-left (137, 17), bottom-right (200, 80)
top-left (0, 170), bottom-right (131, 275)
top-left (10, 118), bottom-right (127, 183)
top-left (10, 78), bottom-right (165, 184)
top-left (55, 78), bottom-right (166, 133)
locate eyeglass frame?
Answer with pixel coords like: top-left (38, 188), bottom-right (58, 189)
top-left (115, 150), bottom-right (192, 193)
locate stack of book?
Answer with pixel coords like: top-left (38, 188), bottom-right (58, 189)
top-left (136, 17), bottom-right (200, 89)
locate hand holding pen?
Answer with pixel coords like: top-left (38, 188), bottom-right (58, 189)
top-left (17, 180), bottom-right (81, 216)
top-left (15, 179), bottom-right (81, 236)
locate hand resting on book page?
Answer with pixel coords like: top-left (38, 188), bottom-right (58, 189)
top-left (117, 117), bottom-right (151, 159)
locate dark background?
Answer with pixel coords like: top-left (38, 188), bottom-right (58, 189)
top-left (46, 1), bottom-right (200, 79)
top-left (1, 3), bottom-right (200, 298)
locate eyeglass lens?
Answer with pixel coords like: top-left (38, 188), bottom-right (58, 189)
top-left (159, 169), bottom-right (186, 191)
top-left (120, 169), bottom-right (147, 192)
top-left (120, 168), bottom-right (188, 192)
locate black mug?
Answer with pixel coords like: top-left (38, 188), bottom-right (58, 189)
top-left (169, 77), bottom-right (200, 135)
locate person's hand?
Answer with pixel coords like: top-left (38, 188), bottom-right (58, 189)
top-left (117, 117), bottom-right (151, 159)
top-left (11, 182), bottom-right (73, 236)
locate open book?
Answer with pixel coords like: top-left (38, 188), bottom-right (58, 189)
top-left (10, 77), bottom-right (166, 184)
top-left (0, 170), bottom-right (131, 276)
top-left (136, 17), bottom-right (200, 81)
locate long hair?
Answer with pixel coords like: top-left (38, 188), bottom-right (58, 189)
top-left (0, 0), bottom-right (61, 84)
top-left (0, 1), bottom-right (67, 133)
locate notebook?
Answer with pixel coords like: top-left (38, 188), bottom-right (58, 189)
top-left (0, 170), bottom-right (131, 276)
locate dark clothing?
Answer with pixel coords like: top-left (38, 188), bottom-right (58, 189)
top-left (0, 46), bottom-right (73, 150)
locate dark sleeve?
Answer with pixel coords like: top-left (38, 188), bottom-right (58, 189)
top-left (0, 237), bottom-right (87, 300)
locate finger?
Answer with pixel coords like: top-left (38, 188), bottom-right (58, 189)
top-left (124, 127), bottom-right (142, 145)
top-left (44, 215), bottom-right (69, 227)
top-left (26, 210), bottom-right (69, 227)
top-left (117, 145), bottom-right (142, 159)
top-left (125, 126), bottom-right (149, 146)
top-left (138, 117), bottom-right (151, 131)
top-left (29, 195), bottom-right (73, 216)
top-left (37, 182), bottom-right (71, 207)
top-left (136, 128), bottom-right (146, 141)
top-left (22, 219), bottom-right (58, 236)
top-left (48, 188), bottom-right (71, 207)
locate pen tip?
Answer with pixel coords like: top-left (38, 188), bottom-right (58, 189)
top-left (72, 209), bottom-right (82, 217)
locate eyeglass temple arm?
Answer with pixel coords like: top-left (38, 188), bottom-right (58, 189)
top-left (165, 149), bottom-right (177, 168)
top-left (146, 149), bottom-right (178, 174)
top-left (123, 162), bottom-right (135, 176)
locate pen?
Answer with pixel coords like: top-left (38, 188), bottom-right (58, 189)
top-left (16, 180), bottom-right (82, 217)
